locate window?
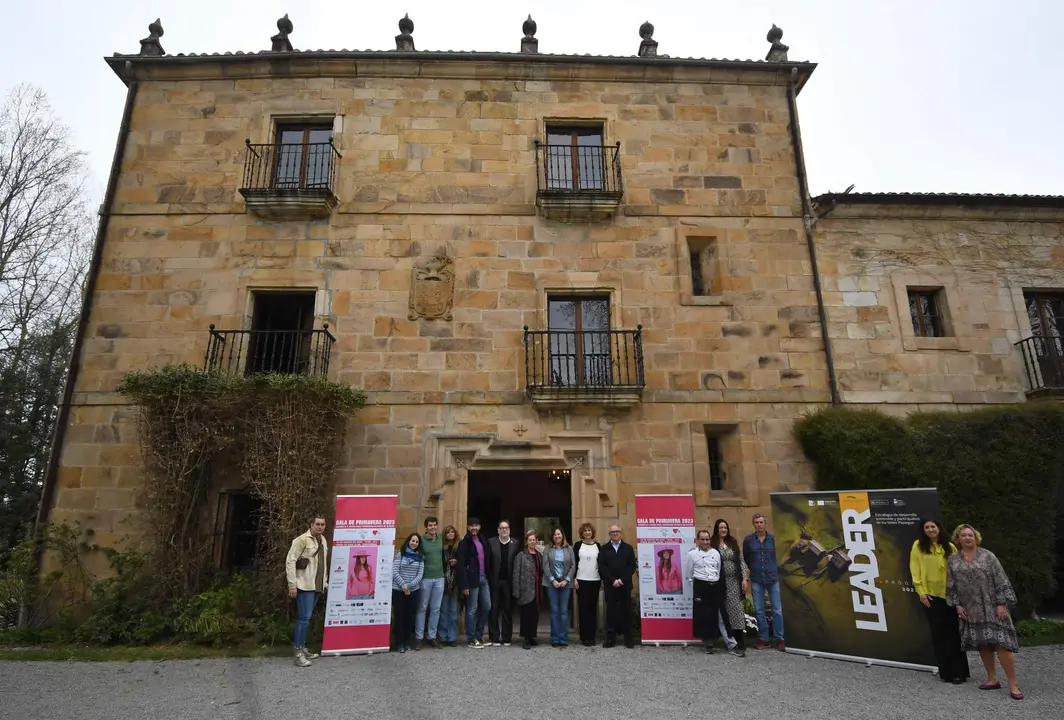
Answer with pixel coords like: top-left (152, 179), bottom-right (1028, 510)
top-left (1025, 291), bottom-right (1064, 340)
top-left (274, 123), bottom-right (334, 189)
top-left (544, 124), bottom-right (606, 192)
top-left (1023, 291), bottom-right (1064, 388)
top-left (908, 289), bottom-right (945, 338)
top-left (247, 291), bottom-right (316, 374)
top-left (687, 237), bottom-right (721, 297)
top-left (214, 491), bottom-right (264, 572)
top-left (547, 295), bottom-right (611, 386)
top-left (704, 430), bottom-right (725, 491)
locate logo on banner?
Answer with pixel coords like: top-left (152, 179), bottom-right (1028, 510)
top-left (840, 493), bottom-right (886, 632)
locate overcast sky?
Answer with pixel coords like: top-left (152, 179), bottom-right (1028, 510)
top-left (3, 0), bottom-right (1061, 201)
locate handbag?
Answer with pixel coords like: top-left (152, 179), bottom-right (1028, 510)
top-left (295, 557), bottom-right (310, 570)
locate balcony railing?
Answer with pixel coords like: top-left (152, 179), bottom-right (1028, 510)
top-left (238, 140), bottom-right (340, 218)
top-left (534, 142), bottom-right (623, 220)
top-left (1016, 335), bottom-right (1064, 398)
top-left (204, 325), bottom-right (335, 377)
top-left (523, 326), bottom-right (645, 408)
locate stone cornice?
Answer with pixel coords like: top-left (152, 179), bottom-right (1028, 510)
top-left (105, 51), bottom-right (816, 90)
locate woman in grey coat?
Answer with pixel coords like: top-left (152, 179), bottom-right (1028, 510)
top-left (542, 528), bottom-right (576, 647)
top-left (512, 531), bottom-right (542, 649)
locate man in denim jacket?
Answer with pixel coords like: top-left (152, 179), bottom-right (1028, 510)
top-left (742, 513), bottom-right (784, 650)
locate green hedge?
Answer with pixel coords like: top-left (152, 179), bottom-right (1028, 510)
top-left (795, 403), bottom-right (1064, 617)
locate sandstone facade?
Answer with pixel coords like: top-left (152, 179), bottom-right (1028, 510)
top-left (44, 46), bottom-right (1062, 566)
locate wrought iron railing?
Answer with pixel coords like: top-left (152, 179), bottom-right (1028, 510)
top-left (534, 142), bottom-right (623, 197)
top-left (1015, 335), bottom-right (1064, 393)
top-left (240, 140), bottom-right (340, 194)
top-left (204, 325), bottom-right (335, 377)
top-left (523, 327), bottom-right (644, 397)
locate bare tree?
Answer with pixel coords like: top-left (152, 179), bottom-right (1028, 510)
top-left (0, 84), bottom-right (92, 560)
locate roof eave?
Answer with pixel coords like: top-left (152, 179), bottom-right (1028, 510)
top-left (813, 192), bottom-right (1064, 210)
top-left (105, 51), bottom-right (817, 90)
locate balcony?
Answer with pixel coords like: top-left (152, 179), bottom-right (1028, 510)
top-left (523, 326), bottom-right (645, 409)
top-left (204, 325), bottom-right (335, 377)
top-left (1016, 335), bottom-right (1064, 399)
top-left (238, 140), bottom-right (340, 219)
top-left (534, 142), bottom-right (623, 221)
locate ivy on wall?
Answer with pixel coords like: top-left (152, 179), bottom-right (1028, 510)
top-left (116, 364), bottom-right (365, 603)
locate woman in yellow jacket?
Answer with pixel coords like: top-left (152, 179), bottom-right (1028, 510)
top-left (910, 518), bottom-right (970, 683)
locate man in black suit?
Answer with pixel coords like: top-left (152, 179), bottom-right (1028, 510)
top-left (486, 519), bottom-right (520, 645)
top-left (598, 523), bottom-right (637, 648)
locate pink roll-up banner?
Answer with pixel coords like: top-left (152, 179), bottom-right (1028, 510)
top-left (635, 494), bottom-right (697, 645)
top-left (321, 495), bottom-right (398, 655)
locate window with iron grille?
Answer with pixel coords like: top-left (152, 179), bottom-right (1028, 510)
top-left (908, 289), bottom-right (946, 338)
top-left (544, 124), bottom-right (606, 192)
top-left (546, 295), bottom-right (611, 386)
top-left (274, 123), bottom-right (334, 189)
top-left (704, 430), bottom-right (725, 492)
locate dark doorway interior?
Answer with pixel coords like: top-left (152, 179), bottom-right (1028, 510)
top-left (467, 470), bottom-right (573, 631)
top-left (467, 470), bottom-right (572, 543)
top-left (247, 291), bottom-right (315, 374)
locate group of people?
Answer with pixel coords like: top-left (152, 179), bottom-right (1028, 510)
top-left (390, 517), bottom-right (643, 651)
top-left (909, 520), bottom-right (1024, 700)
top-left (285, 511), bottom-right (1026, 702)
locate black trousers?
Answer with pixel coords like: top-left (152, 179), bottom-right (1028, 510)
top-left (604, 582), bottom-right (632, 640)
top-left (926, 596), bottom-right (971, 681)
top-left (693, 579), bottom-right (724, 644)
top-left (489, 581), bottom-right (514, 643)
top-left (392, 589), bottom-right (419, 647)
top-left (519, 601), bottom-right (540, 640)
top-left (577, 580), bottom-right (601, 642)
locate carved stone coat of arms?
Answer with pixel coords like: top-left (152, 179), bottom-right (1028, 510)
top-left (408, 255), bottom-right (455, 321)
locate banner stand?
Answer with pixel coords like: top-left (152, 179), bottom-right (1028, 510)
top-left (635, 494), bottom-right (697, 646)
top-left (321, 495), bottom-right (399, 657)
top-left (770, 488), bottom-right (941, 672)
top-left (786, 648), bottom-right (936, 673)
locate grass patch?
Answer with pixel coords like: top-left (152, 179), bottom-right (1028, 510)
top-left (0, 643), bottom-right (291, 662)
top-left (1017, 618), bottom-right (1064, 648)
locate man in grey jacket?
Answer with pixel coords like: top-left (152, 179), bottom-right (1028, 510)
top-left (487, 520), bottom-right (520, 646)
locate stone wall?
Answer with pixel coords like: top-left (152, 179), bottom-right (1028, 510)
top-left (815, 202), bottom-right (1064, 408)
top-left (51, 59), bottom-right (828, 546)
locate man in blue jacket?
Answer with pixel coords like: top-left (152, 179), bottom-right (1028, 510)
top-left (742, 513), bottom-right (785, 650)
top-left (457, 516), bottom-right (492, 648)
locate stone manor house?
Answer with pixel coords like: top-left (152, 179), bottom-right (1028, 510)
top-left (39, 16), bottom-right (1064, 572)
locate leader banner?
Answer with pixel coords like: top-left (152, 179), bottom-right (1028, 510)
top-left (770, 488), bottom-right (940, 671)
top-left (635, 494), bottom-right (697, 644)
top-left (321, 495), bottom-right (398, 655)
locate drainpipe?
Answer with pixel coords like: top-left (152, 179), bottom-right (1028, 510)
top-left (785, 67), bottom-right (840, 405)
top-left (33, 69), bottom-right (140, 550)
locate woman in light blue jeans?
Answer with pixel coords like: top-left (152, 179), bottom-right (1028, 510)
top-left (542, 528), bottom-right (575, 647)
top-left (437, 525), bottom-right (461, 646)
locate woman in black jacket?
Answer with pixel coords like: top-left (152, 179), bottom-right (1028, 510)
top-left (572, 522), bottom-right (602, 646)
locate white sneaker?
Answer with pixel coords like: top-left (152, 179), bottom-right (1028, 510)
top-left (301, 647), bottom-right (320, 660)
top-left (294, 651), bottom-right (312, 668)
top-left (503, 642), bottom-right (511, 647)
top-left (491, 642), bottom-right (502, 647)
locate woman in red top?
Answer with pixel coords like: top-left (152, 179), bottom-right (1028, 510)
top-left (512, 531), bottom-right (542, 649)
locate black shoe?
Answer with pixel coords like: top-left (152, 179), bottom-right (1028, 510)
top-left (523, 639), bottom-right (532, 649)
top-left (951, 678), bottom-right (966, 685)
top-left (624, 637), bottom-right (635, 649)
top-left (604, 636), bottom-right (616, 648)
top-left (427, 639), bottom-right (440, 649)
top-left (446, 641), bottom-right (458, 648)
top-left (704, 643), bottom-right (714, 654)
top-left (529, 638), bottom-right (539, 646)
top-left (413, 640), bottom-right (422, 651)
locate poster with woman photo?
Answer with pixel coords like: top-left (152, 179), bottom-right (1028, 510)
top-left (347, 546), bottom-right (378, 600)
top-left (654, 544), bottom-right (683, 595)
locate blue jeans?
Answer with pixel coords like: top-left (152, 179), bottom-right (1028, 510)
top-left (547, 585), bottom-right (571, 645)
top-left (439, 592), bottom-right (459, 642)
top-left (415, 577), bottom-right (445, 640)
top-left (465, 576), bottom-right (491, 642)
top-left (293, 589), bottom-right (317, 649)
top-left (751, 580), bottom-right (784, 642)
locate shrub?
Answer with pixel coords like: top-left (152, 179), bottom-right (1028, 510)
top-left (795, 403), bottom-right (1064, 617)
top-left (175, 574), bottom-right (290, 647)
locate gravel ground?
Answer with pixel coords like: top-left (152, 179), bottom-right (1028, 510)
top-left (2, 644), bottom-right (1061, 720)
